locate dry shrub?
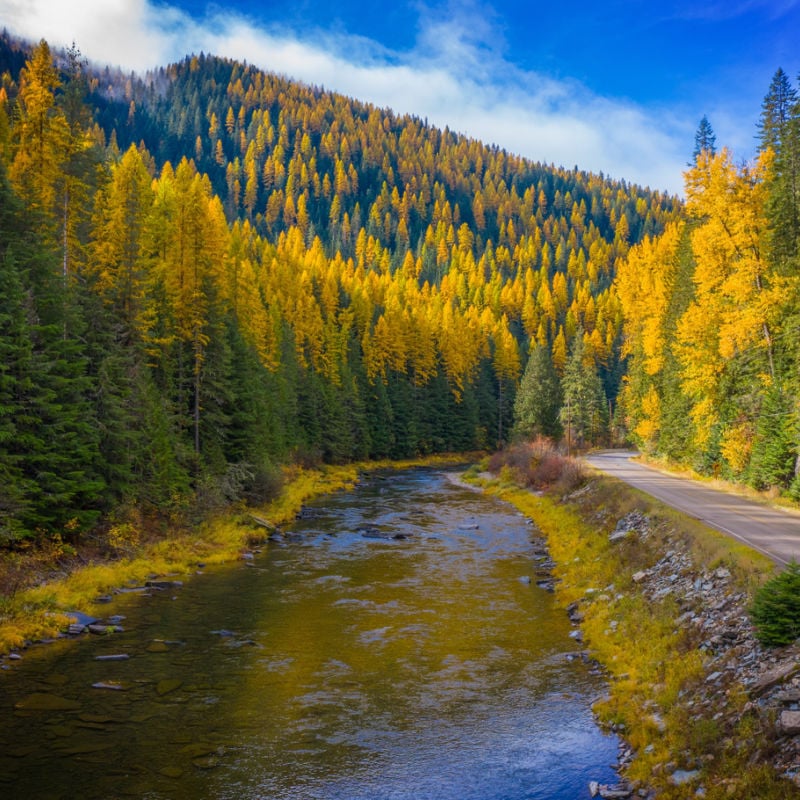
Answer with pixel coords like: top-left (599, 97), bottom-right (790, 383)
top-left (488, 438), bottom-right (585, 492)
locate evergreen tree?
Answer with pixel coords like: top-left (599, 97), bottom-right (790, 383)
top-left (748, 385), bottom-right (797, 491)
top-left (758, 68), bottom-right (797, 153)
top-left (758, 68), bottom-right (800, 266)
top-left (512, 344), bottom-right (563, 440)
top-left (691, 116), bottom-right (717, 164)
top-left (559, 332), bottom-right (607, 450)
top-left (0, 170), bottom-right (36, 540)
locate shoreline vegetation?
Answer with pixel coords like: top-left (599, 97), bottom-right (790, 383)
top-left (0, 453), bottom-right (472, 655)
top-left (3, 444), bottom-right (800, 797)
top-left (473, 443), bottom-right (800, 799)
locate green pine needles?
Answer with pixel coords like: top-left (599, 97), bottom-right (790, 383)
top-left (750, 562), bottom-right (800, 647)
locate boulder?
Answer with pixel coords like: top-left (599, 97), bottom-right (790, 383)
top-left (779, 710), bottom-right (800, 735)
top-left (749, 662), bottom-right (800, 698)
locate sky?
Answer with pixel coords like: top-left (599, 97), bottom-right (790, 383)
top-left (2, 0), bottom-right (799, 195)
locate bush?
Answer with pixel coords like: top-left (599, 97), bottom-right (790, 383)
top-left (487, 438), bottom-right (585, 492)
top-left (750, 562), bottom-right (800, 647)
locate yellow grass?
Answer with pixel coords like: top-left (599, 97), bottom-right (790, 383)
top-left (0, 454), bottom-right (471, 655)
top-left (466, 470), bottom-right (787, 797)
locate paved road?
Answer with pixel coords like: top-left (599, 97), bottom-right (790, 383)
top-left (584, 450), bottom-right (800, 566)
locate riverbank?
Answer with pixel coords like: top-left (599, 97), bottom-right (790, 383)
top-left (0, 454), bottom-right (471, 657)
top-left (466, 464), bottom-right (800, 799)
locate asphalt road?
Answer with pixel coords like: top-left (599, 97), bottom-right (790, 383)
top-left (584, 450), bottom-right (800, 566)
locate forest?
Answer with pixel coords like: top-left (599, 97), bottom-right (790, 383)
top-left (617, 71), bottom-right (800, 497)
top-left (0, 31), bottom-right (795, 550)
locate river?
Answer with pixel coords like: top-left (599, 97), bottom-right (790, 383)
top-left (0, 468), bottom-right (619, 799)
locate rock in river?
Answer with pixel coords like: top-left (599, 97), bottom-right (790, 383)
top-left (15, 693), bottom-right (80, 712)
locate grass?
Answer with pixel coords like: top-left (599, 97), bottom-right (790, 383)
top-left (465, 463), bottom-right (793, 798)
top-left (0, 453), bottom-right (472, 655)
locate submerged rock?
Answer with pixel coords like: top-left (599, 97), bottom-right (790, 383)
top-left (156, 679), bottom-right (182, 696)
top-left (15, 693), bottom-right (80, 711)
top-left (159, 766), bottom-right (184, 779)
top-left (146, 579), bottom-right (184, 590)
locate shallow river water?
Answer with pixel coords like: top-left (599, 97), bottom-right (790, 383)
top-left (0, 468), bottom-right (619, 799)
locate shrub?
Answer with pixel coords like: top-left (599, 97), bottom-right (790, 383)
top-left (750, 562), bottom-right (800, 647)
top-left (487, 438), bottom-right (585, 492)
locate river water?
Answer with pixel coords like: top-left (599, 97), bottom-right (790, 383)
top-left (0, 468), bottom-right (618, 799)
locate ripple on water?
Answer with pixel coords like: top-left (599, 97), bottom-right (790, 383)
top-left (0, 468), bottom-right (618, 800)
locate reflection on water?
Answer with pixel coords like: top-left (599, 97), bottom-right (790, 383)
top-left (0, 469), bottom-right (618, 799)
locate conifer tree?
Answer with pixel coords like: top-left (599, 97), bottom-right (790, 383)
top-left (512, 344), bottom-right (562, 440)
top-left (691, 116), bottom-right (717, 164)
top-left (758, 68), bottom-right (800, 266)
top-left (559, 332), bottom-right (606, 449)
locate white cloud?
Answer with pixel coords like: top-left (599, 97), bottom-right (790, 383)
top-left (0, 0), bottom-right (692, 193)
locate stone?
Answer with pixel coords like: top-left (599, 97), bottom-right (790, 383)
top-left (632, 571), bottom-right (648, 583)
top-left (159, 766), bottom-right (184, 779)
top-left (670, 769), bottom-right (700, 785)
top-left (714, 567), bottom-right (731, 579)
top-left (15, 693), bottom-right (80, 711)
top-left (66, 611), bottom-right (99, 626)
top-left (750, 662), bottom-right (800, 698)
top-left (147, 641), bottom-right (170, 653)
top-left (779, 710), bottom-right (800, 735)
top-left (87, 624), bottom-right (115, 635)
top-left (192, 756), bottom-right (219, 769)
top-left (91, 681), bottom-right (130, 691)
top-left (156, 679), bottom-right (182, 696)
top-left (94, 654), bottom-right (130, 661)
top-left (146, 579), bottom-right (184, 589)
top-left (597, 785), bottom-right (633, 799)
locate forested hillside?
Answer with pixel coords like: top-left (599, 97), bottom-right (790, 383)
top-left (617, 69), bottom-right (800, 496)
top-left (0, 33), bottom-right (678, 545)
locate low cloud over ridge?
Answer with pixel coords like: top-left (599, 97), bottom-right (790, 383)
top-left (1, 0), bottom-right (692, 193)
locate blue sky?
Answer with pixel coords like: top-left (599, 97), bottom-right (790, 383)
top-left (2, 0), bottom-right (799, 194)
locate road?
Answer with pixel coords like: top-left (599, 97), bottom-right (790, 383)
top-left (584, 450), bottom-right (800, 566)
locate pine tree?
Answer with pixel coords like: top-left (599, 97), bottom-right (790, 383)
top-left (0, 169), bottom-right (36, 540)
top-left (758, 68), bottom-right (800, 266)
top-left (559, 332), bottom-right (607, 449)
top-left (691, 116), bottom-right (717, 164)
top-left (512, 344), bottom-right (563, 440)
top-left (748, 385), bottom-right (797, 491)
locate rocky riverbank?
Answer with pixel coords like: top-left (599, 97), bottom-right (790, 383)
top-left (577, 502), bottom-right (800, 798)
top-left (472, 471), bottom-right (800, 799)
